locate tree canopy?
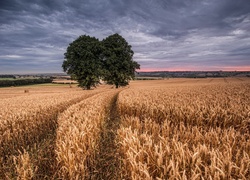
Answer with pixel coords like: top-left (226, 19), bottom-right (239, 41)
top-left (62, 35), bottom-right (103, 89)
top-left (62, 33), bottom-right (140, 89)
top-left (102, 33), bottom-right (140, 88)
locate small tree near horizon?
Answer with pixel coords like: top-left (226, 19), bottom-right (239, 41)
top-left (102, 33), bottom-right (140, 88)
top-left (62, 35), bottom-right (103, 90)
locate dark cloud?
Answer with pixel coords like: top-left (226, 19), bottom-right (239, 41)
top-left (0, 0), bottom-right (250, 74)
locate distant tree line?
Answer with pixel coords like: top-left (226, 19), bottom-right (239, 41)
top-left (0, 78), bottom-right (52, 87)
top-left (0, 75), bottom-right (16, 78)
top-left (136, 71), bottom-right (250, 78)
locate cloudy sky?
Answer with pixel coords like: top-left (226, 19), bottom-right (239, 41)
top-left (0, 0), bottom-right (250, 74)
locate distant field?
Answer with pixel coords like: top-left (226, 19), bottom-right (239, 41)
top-left (0, 83), bottom-right (87, 99)
top-left (135, 76), bottom-right (163, 80)
top-left (0, 77), bottom-right (249, 179)
top-left (0, 77), bottom-right (40, 80)
top-left (52, 79), bottom-right (78, 84)
top-left (0, 78), bottom-right (15, 80)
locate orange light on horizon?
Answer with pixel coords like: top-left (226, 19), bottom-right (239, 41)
top-left (137, 66), bottom-right (250, 72)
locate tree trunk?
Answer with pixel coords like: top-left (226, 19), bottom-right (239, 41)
top-left (115, 83), bottom-right (119, 89)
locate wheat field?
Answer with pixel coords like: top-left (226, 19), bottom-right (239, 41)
top-left (117, 78), bottom-right (249, 179)
top-left (0, 78), bottom-right (249, 179)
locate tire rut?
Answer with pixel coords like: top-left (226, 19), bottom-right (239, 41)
top-left (34, 91), bottom-right (105, 179)
top-left (1, 91), bottom-right (103, 179)
top-left (89, 92), bottom-right (122, 180)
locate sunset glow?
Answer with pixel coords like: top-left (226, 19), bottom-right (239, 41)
top-left (138, 66), bottom-right (250, 72)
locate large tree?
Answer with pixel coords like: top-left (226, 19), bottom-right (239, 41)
top-left (102, 33), bottom-right (140, 88)
top-left (62, 35), bottom-right (103, 89)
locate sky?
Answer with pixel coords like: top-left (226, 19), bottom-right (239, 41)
top-left (0, 0), bottom-right (250, 74)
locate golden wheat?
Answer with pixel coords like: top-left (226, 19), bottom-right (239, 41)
top-left (0, 89), bottom-right (103, 178)
top-left (1, 78), bottom-right (249, 179)
top-left (117, 78), bottom-right (250, 179)
top-left (13, 150), bottom-right (37, 180)
top-left (55, 90), bottom-right (119, 179)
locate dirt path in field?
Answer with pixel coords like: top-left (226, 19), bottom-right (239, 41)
top-left (33, 92), bottom-right (104, 179)
top-left (90, 92), bottom-right (122, 179)
top-left (0, 92), bottom-right (102, 179)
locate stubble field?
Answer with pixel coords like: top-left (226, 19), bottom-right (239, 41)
top-left (0, 78), bottom-right (249, 179)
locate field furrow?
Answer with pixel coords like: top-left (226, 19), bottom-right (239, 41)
top-left (55, 90), bottom-right (120, 179)
top-left (90, 92), bottom-right (123, 179)
top-left (1, 78), bottom-right (249, 179)
top-left (0, 90), bottom-right (103, 179)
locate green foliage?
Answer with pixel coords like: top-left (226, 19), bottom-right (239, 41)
top-left (102, 33), bottom-right (140, 88)
top-left (62, 35), bottom-right (103, 90)
top-left (0, 75), bottom-right (15, 79)
top-left (0, 78), bottom-right (52, 87)
top-left (62, 34), bottom-right (140, 89)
